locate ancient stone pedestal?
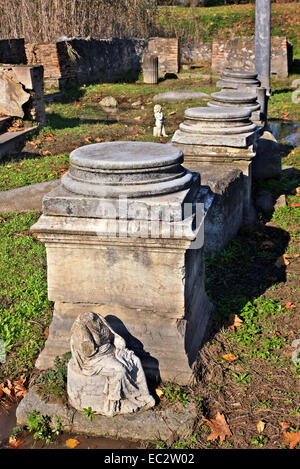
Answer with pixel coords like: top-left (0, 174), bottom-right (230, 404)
top-left (172, 107), bottom-right (259, 224)
top-left (216, 69), bottom-right (268, 125)
top-left (208, 90), bottom-right (262, 126)
top-left (31, 141), bottom-right (213, 385)
top-left (216, 69), bottom-right (261, 90)
top-left (142, 54), bottom-right (158, 84)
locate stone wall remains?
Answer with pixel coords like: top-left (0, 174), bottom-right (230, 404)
top-left (180, 41), bottom-right (212, 66)
top-left (147, 38), bottom-right (179, 73)
top-left (211, 36), bottom-right (292, 78)
top-left (0, 35), bottom-right (293, 89)
top-left (25, 42), bottom-right (77, 89)
top-left (0, 39), bottom-right (27, 65)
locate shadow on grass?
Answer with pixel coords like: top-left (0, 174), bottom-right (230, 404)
top-left (46, 113), bottom-right (118, 131)
top-left (200, 223), bottom-right (290, 351)
top-left (199, 163), bottom-right (300, 358)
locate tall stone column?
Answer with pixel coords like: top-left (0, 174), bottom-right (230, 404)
top-left (255, 0), bottom-right (271, 93)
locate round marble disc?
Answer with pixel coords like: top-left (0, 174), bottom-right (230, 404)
top-left (61, 141), bottom-right (193, 198)
top-left (223, 70), bottom-right (258, 79)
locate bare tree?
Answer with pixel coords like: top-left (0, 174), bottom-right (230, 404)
top-left (0, 0), bottom-right (158, 42)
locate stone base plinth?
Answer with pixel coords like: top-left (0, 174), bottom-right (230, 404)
top-left (31, 142), bottom-right (214, 386)
top-left (172, 144), bottom-right (256, 225)
top-left (16, 387), bottom-right (197, 442)
top-left (35, 296), bottom-right (213, 385)
top-left (188, 164), bottom-right (244, 254)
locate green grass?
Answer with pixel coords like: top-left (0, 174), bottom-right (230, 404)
top-left (0, 212), bottom-right (52, 381)
top-left (157, 3), bottom-right (300, 58)
top-left (0, 77), bottom-right (214, 192)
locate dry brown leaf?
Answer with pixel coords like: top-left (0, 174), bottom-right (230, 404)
top-left (285, 301), bottom-right (296, 309)
top-left (8, 437), bottom-right (24, 449)
top-left (222, 353), bottom-right (238, 362)
top-left (227, 314), bottom-right (243, 332)
top-left (66, 438), bottom-right (80, 449)
top-left (259, 240), bottom-right (275, 250)
top-left (257, 420), bottom-right (265, 433)
top-left (134, 116), bottom-right (142, 120)
top-left (155, 387), bottom-right (164, 399)
top-left (44, 326), bottom-right (49, 337)
top-left (290, 203), bottom-right (300, 208)
top-left (282, 430), bottom-right (300, 449)
top-left (202, 412), bottom-right (232, 442)
top-left (94, 137), bottom-right (103, 142)
top-left (279, 421), bottom-right (291, 431)
top-left (275, 254), bottom-right (290, 268)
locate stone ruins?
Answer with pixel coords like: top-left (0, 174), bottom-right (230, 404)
top-left (13, 1), bottom-right (288, 436)
top-left (28, 141), bottom-right (214, 386)
top-left (68, 312), bottom-right (155, 417)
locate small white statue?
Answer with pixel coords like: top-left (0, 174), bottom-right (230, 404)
top-left (67, 312), bottom-right (155, 417)
top-left (153, 104), bottom-right (168, 137)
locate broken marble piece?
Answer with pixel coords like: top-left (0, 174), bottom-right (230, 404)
top-left (0, 71), bottom-right (30, 118)
top-left (67, 312), bottom-right (155, 417)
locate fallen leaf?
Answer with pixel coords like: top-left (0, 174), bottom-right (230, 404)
top-left (66, 438), bottom-right (80, 449)
top-left (285, 301), bottom-right (296, 309)
top-left (226, 314), bottom-right (243, 332)
top-left (44, 326), bottom-right (49, 337)
top-left (94, 137), bottom-right (103, 142)
top-left (42, 151), bottom-right (52, 156)
top-left (134, 116), bottom-right (142, 120)
top-left (282, 430), bottom-right (300, 449)
top-left (275, 254), bottom-right (290, 268)
top-left (222, 353), bottom-right (238, 362)
top-left (290, 203), bottom-right (300, 208)
top-left (259, 240), bottom-right (275, 250)
top-left (8, 437), bottom-right (24, 449)
top-left (155, 387), bottom-right (164, 399)
top-left (84, 137), bottom-right (92, 143)
top-left (202, 412), bottom-right (232, 442)
top-left (13, 375), bottom-right (27, 398)
top-left (257, 420), bottom-right (265, 433)
top-left (279, 421), bottom-right (291, 431)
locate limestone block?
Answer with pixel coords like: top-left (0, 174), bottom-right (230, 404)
top-left (252, 131), bottom-right (282, 180)
top-left (16, 387), bottom-right (197, 442)
top-left (31, 142), bottom-right (213, 384)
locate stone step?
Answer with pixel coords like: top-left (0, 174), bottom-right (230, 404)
top-left (0, 116), bottom-right (12, 133)
top-left (0, 126), bottom-right (37, 159)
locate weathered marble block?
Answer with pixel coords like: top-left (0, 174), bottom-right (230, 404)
top-left (31, 141), bottom-right (213, 384)
top-left (171, 107), bottom-right (259, 224)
